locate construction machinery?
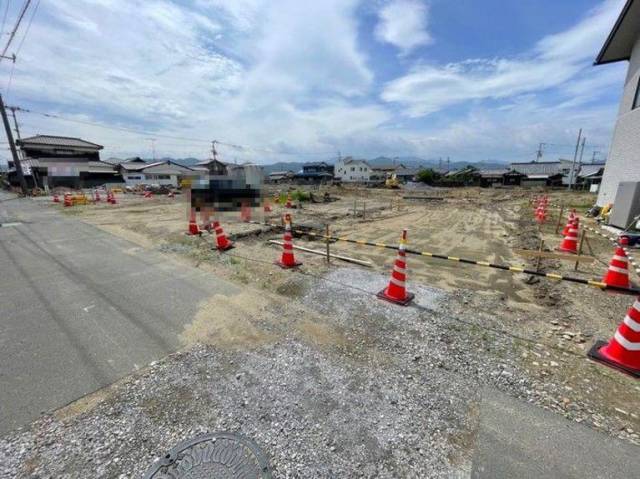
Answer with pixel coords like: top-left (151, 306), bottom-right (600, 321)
top-left (385, 173), bottom-right (399, 189)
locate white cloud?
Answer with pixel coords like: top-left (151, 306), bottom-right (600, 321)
top-left (375, 0), bottom-right (432, 53)
top-left (0, 0), bottom-right (627, 165)
top-left (381, 0), bottom-right (625, 116)
top-left (3, 0), bottom-right (379, 160)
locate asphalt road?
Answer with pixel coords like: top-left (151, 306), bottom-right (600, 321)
top-left (0, 193), bottom-right (239, 435)
top-left (471, 387), bottom-right (640, 478)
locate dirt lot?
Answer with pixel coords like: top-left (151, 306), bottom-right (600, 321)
top-left (5, 185), bottom-right (638, 477)
top-left (56, 186), bottom-right (640, 425)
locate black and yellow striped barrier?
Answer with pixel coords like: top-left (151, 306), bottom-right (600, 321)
top-left (250, 219), bottom-right (640, 296)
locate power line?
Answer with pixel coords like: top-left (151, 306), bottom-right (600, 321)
top-left (0, 0), bottom-right (11, 38)
top-left (0, 0), bottom-right (31, 61)
top-left (13, 0), bottom-right (39, 58)
top-left (10, 105), bottom-right (338, 157)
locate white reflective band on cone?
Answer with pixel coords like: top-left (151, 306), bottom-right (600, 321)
top-left (389, 276), bottom-right (405, 287)
top-left (623, 314), bottom-right (640, 332)
top-left (614, 331), bottom-right (640, 351)
top-left (608, 266), bottom-right (629, 274)
top-left (613, 255), bottom-right (628, 262)
top-left (393, 266), bottom-right (406, 275)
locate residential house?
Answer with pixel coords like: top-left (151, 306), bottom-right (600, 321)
top-left (594, 0), bottom-right (640, 205)
top-left (335, 157), bottom-right (384, 183)
top-left (510, 161), bottom-right (566, 187)
top-left (293, 161), bottom-right (334, 184)
top-left (395, 167), bottom-right (420, 183)
top-left (372, 162), bottom-right (405, 177)
top-left (117, 159), bottom-right (194, 187)
top-left (478, 169), bottom-right (525, 187)
top-left (193, 158), bottom-right (229, 175)
top-left (9, 135), bottom-right (121, 188)
top-left (577, 162), bottom-right (607, 192)
top-left (267, 170), bottom-right (294, 183)
top-left (441, 167), bottom-right (480, 186)
top-left (118, 157), bottom-right (149, 184)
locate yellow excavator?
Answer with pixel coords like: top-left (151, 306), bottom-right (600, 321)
top-left (385, 173), bottom-right (399, 189)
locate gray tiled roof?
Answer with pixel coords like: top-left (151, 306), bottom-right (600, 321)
top-left (17, 135), bottom-right (103, 150)
top-left (578, 163), bottom-right (606, 177)
top-left (510, 161), bottom-right (562, 175)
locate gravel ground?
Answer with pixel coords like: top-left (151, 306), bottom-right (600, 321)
top-left (1, 267), bottom-right (638, 478)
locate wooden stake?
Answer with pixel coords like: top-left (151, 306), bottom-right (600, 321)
top-left (325, 224), bottom-right (330, 265)
top-left (574, 230), bottom-right (586, 271)
top-left (535, 239), bottom-right (544, 272)
top-left (555, 203), bottom-right (565, 234)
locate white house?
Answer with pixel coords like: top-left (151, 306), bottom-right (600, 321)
top-left (595, 0), bottom-right (640, 206)
top-left (118, 158), bottom-right (194, 187)
top-left (335, 157), bottom-right (383, 183)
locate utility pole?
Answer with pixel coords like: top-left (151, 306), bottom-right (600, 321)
top-left (576, 137), bottom-right (586, 190)
top-left (0, 93), bottom-right (27, 194)
top-left (568, 128), bottom-right (582, 191)
top-left (7, 106), bottom-right (21, 140)
top-left (535, 142), bottom-right (545, 162)
top-left (211, 140), bottom-right (218, 161)
top-left (149, 138), bottom-right (156, 161)
top-left (578, 137), bottom-right (586, 166)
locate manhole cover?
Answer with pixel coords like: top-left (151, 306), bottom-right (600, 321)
top-left (143, 432), bottom-right (272, 478)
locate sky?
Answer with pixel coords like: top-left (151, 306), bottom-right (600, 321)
top-left (0, 0), bottom-right (630, 164)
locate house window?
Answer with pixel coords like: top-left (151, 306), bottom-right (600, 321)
top-left (634, 76), bottom-right (640, 110)
top-left (351, 167), bottom-right (355, 172)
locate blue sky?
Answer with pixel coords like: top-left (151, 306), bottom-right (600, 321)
top-left (0, 0), bottom-right (629, 164)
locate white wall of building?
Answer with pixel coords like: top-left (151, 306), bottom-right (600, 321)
top-left (598, 35), bottom-right (640, 206)
top-left (335, 159), bottom-right (376, 182)
top-left (122, 163), bottom-right (191, 187)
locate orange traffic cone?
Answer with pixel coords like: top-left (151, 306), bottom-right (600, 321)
top-left (52, 194), bottom-right (60, 203)
top-left (94, 190), bottom-right (101, 202)
top-left (213, 220), bottom-right (234, 251)
top-left (558, 223), bottom-right (579, 254)
top-left (275, 214), bottom-right (301, 268)
top-left (285, 193), bottom-right (293, 208)
top-left (264, 199), bottom-right (272, 213)
top-left (561, 214), bottom-right (575, 236)
top-left (535, 206), bottom-right (546, 224)
top-left (144, 191), bottom-right (152, 198)
top-left (187, 208), bottom-right (201, 236)
top-left (63, 194), bottom-right (72, 207)
top-left (602, 242), bottom-right (631, 288)
top-left (588, 297), bottom-right (640, 377)
top-left (110, 191), bottom-right (118, 204)
top-left (377, 229), bottom-right (414, 306)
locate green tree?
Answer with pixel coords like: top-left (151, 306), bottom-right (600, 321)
top-left (416, 169), bottom-right (440, 185)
